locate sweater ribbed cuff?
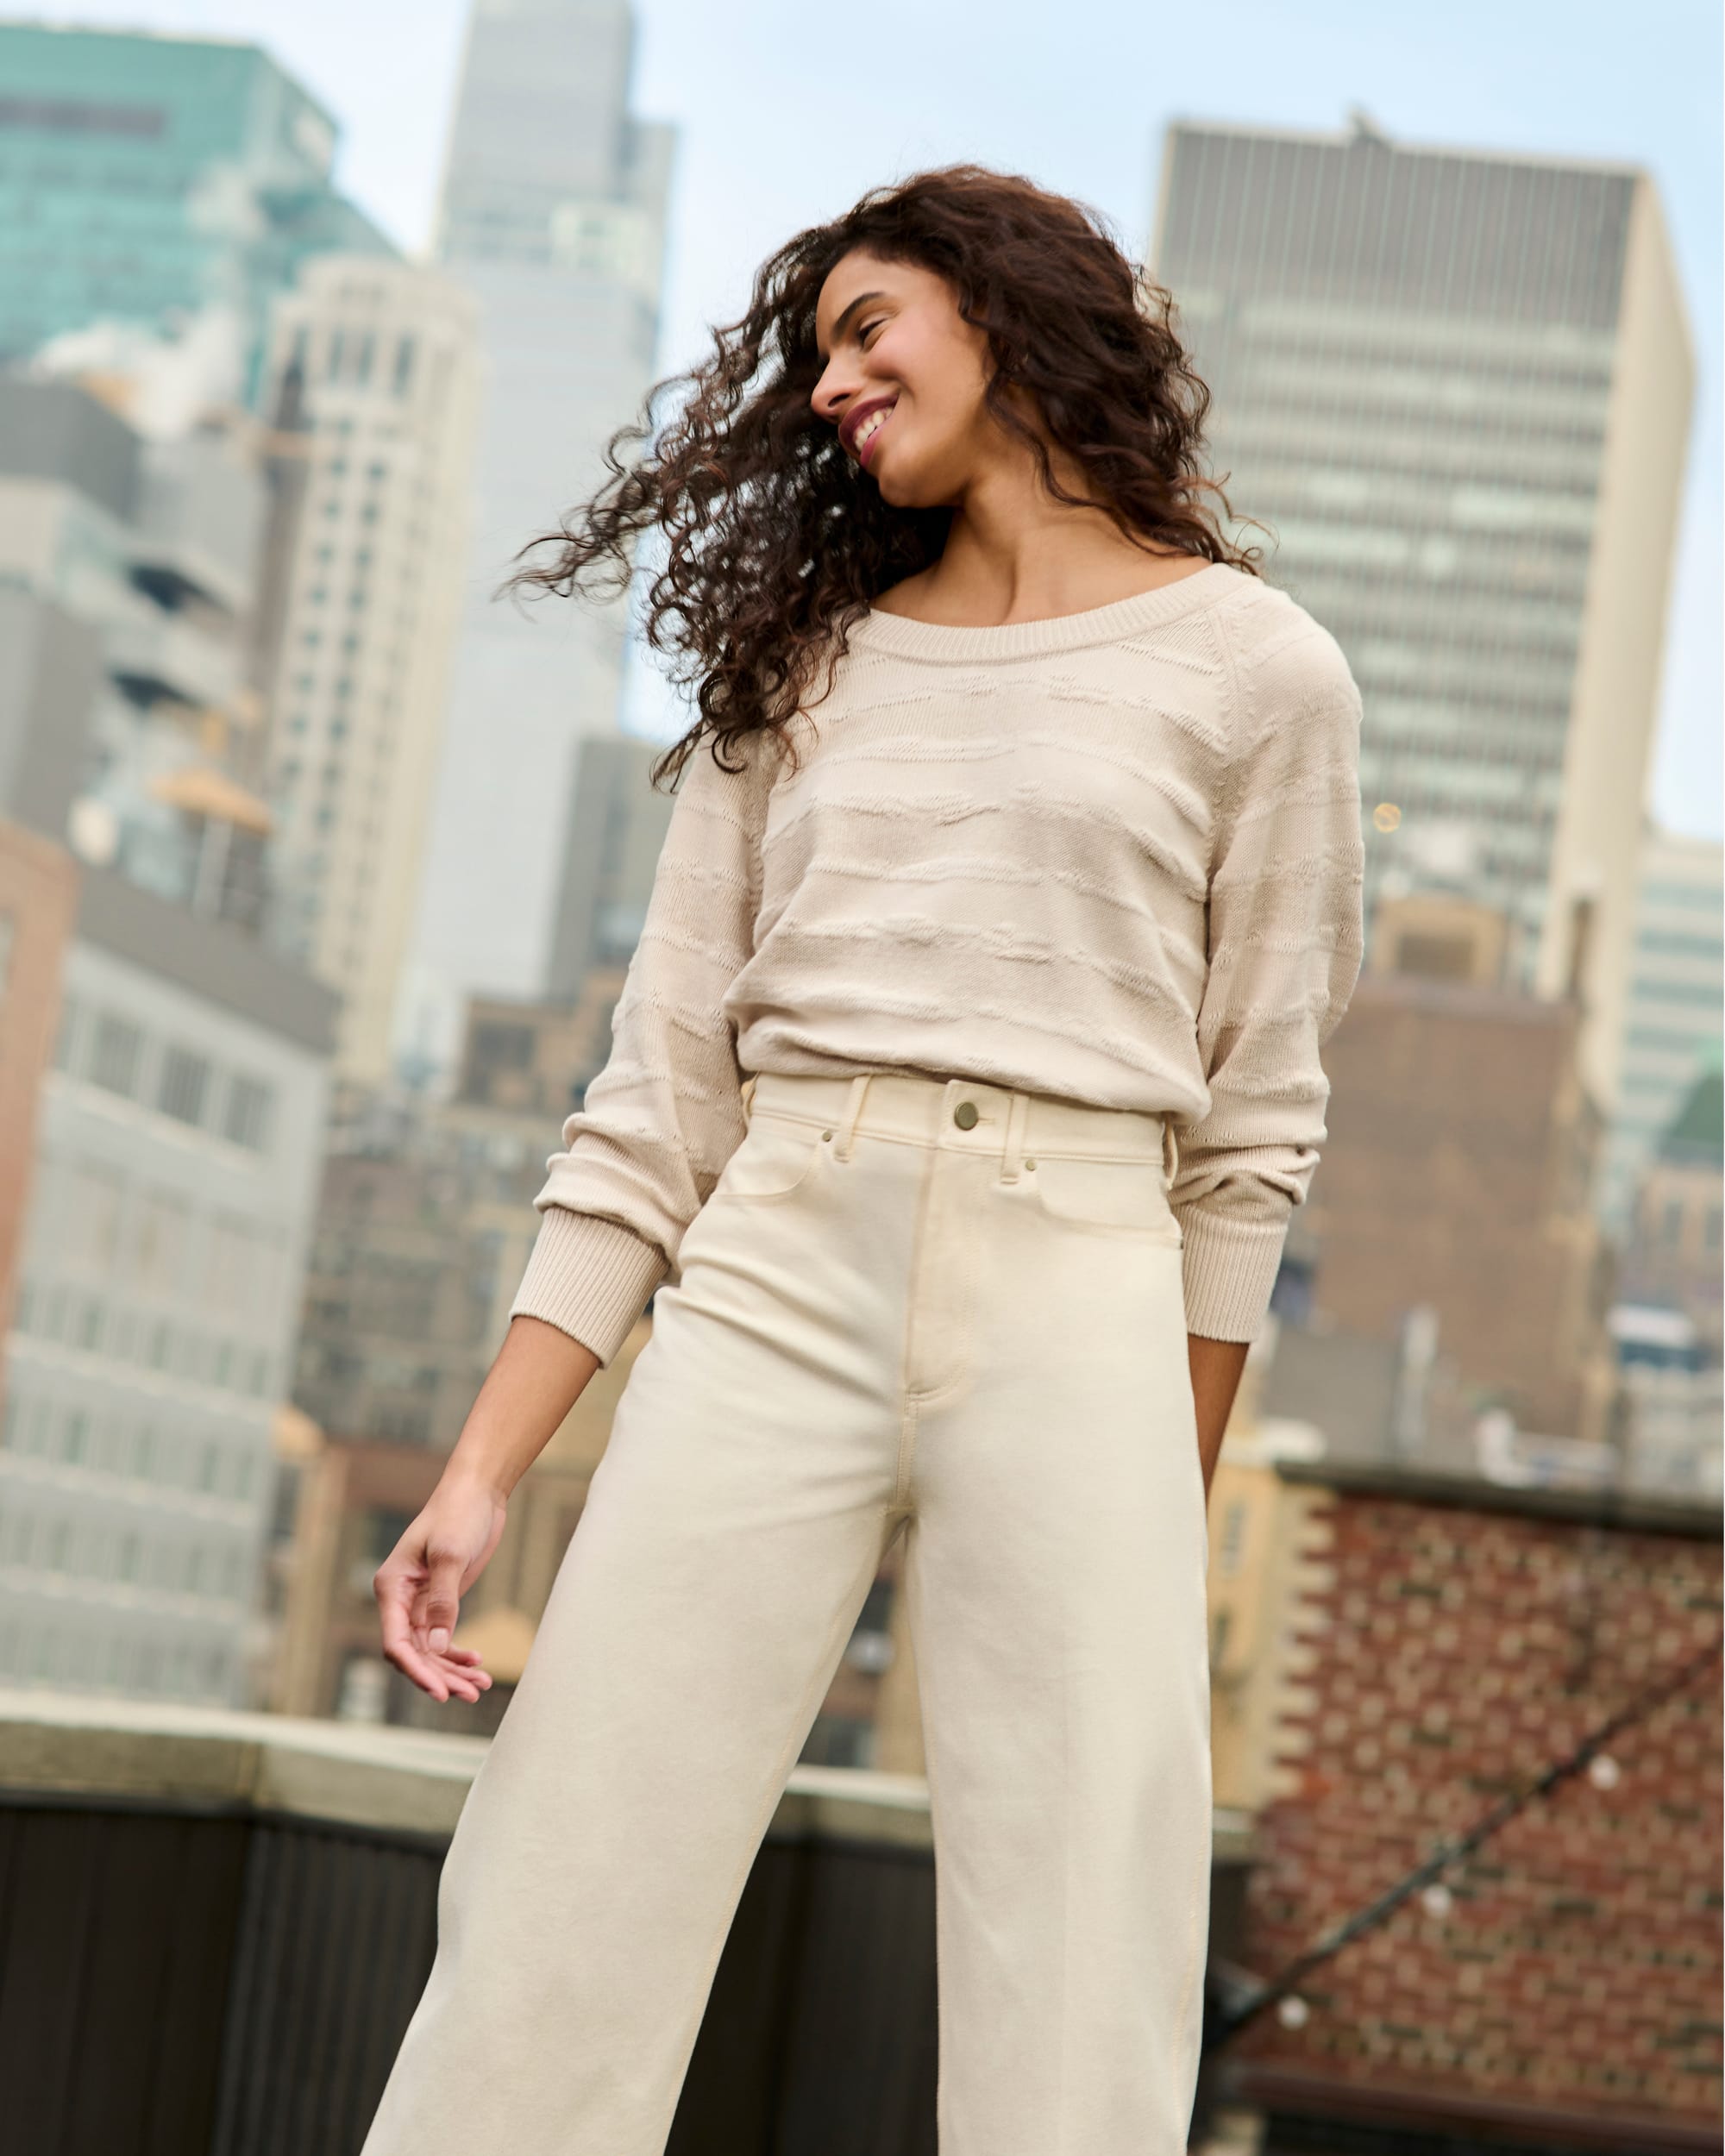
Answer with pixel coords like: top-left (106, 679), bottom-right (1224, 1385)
top-left (1176, 1206), bottom-right (1290, 1344)
top-left (509, 1207), bottom-right (670, 1369)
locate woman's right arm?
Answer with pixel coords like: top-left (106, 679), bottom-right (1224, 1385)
top-left (374, 731), bottom-right (775, 1702)
top-left (373, 1316), bottom-right (600, 1702)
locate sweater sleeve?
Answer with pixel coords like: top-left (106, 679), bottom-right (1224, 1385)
top-left (509, 732), bottom-right (771, 1365)
top-left (1170, 613), bottom-right (1366, 1344)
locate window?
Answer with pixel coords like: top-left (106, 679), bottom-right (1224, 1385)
top-left (223, 1075), bottom-right (273, 1152)
top-left (90, 1012), bottom-right (143, 1097)
top-left (158, 1046), bottom-right (210, 1127)
top-left (51, 993), bottom-right (81, 1072)
top-left (66, 1161), bottom-right (125, 1269)
top-left (136, 1191), bottom-right (189, 1293)
top-left (1218, 1501), bottom-right (1248, 1580)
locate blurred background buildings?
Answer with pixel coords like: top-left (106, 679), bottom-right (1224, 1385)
top-left (0, 9), bottom-right (1716, 2152)
top-left (395, 0), bottom-right (677, 1075)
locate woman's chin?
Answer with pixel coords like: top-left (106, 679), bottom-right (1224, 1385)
top-left (871, 461), bottom-right (942, 512)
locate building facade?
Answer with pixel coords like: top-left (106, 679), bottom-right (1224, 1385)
top-left (543, 730), bottom-right (674, 1004)
top-left (1150, 112), bottom-right (1695, 1134)
top-left (0, 823), bottom-right (79, 1367)
top-left (0, 23), bottom-right (393, 404)
top-left (1293, 912), bottom-right (1615, 1445)
top-left (0, 374), bottom-right (272, 925)
top-left (1599, 822), bottom-right (1724, 1237)
top-left (399, 0), bottom-right (676, 1072)
top-left (0, 376), bottom-right (341, 1708)
top-left (0, 871), bottom-right (335, 1705)
top-left (261, 257), bottom-right (480, 1081)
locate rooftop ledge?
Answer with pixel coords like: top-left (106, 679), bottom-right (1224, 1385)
top-left (0, 1689), bottom-right (1257, 1858)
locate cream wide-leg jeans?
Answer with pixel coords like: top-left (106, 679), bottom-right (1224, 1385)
top-left (361, 1069), bottom-right (1213, 2156)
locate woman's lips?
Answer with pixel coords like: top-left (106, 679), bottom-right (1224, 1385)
top-left (845, 397), bottom-right (896, 467)
top-left (856, 405), bottom-right (893, 467)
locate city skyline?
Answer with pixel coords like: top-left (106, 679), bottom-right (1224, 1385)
top-left (13, 0), bottom-right (1717, 845)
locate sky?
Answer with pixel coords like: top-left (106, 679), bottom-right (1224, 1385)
top-left (22, 0), bottom-right (1723, 839)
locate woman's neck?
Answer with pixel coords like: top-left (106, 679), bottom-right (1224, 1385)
top-left (872, 477), bottom-right (1208, 629)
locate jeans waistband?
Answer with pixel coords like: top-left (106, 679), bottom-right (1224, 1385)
top-left (744, 1069), bottom-right (1179, 1183)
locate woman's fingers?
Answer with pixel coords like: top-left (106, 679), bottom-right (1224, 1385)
top-left (412, 1548), bottom-right (470, 1657)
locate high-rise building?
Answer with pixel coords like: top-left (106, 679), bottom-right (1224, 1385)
top-left (543, 731), bottom-right (674, 1002)
top-left (1599, 822), bottom-right (1723, 1235)
top-left (1150, 111), bottom-right (1695, 1128)
top-left (0, 375), bottom-right (337, 1707)
top-left (0, 23), bottom-right (395, 405)
top-left (399, 0), bottom-right (675, 1071)
top-left (261, 259), bottom-right (480, 1082)
top-left (0, 377), bottom-right (269, 925)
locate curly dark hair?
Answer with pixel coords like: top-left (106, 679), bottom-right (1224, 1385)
top-left (505, 161), bottom-right (1265, 788)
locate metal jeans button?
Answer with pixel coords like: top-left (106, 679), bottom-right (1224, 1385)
top-left (953, 1100), bottom-right (979, 1130)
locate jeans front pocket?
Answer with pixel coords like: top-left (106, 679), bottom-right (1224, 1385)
top-left (1025, 1152), bottom-right (1183, 1246)
top-left (713, 1115), bottom-right (831, 1204)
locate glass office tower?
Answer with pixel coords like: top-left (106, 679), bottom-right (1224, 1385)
top-left (0, 23), bottom-right (392, 403)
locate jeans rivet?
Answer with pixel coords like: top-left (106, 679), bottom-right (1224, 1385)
top-left (821, 1130), bottom-right (833, 1141)
top-left (1025, 1158), bottom-right (1036, 1170)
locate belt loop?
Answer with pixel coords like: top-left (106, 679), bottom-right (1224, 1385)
top-left (834, 1074), bottom-right (872, 1162)
top-left (1162, 1113), bottom-right (1179, 1191)
top-left (741, 1073), bottom-right (759, 1128)
top-left (1000, 1091), bottom-right (1030, 1183)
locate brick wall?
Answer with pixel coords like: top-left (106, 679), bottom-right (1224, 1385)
top-left (1231, 1473), bottom-right (1722, 2140)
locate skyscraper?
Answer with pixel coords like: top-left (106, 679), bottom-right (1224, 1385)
top-left (262, 259), bottom-right (480, 1083)
top-left (398, 0), bottom-right (675, 1072)
top-left (1150, 111), bottom-right (1694, 1125)
top-left (0, 378), bottom-right (337, 1708)
top-left (0, 23), bottom-right (394, 405)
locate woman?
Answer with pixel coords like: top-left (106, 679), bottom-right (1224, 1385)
top-left (364, 163), bottom-right (1364, 2154)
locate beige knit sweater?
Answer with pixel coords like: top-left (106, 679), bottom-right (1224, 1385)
top-left (511, 561), bottom-right (1365, 1362)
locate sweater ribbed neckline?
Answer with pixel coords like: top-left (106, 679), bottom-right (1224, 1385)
top-left (848, 560), bottom-right (1239, 663)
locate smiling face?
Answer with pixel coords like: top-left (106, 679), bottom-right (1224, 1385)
top-left (810, 249), bottom-right (1000, 508)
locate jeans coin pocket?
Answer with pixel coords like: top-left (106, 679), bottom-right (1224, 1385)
top-left (1026, 1153), bottom-right (1182, 1245)
top-left (716, 1117), bottom-right (829, 1203)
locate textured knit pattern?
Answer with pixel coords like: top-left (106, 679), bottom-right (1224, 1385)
top-left (512, 561), bottom-right (1366, 1360)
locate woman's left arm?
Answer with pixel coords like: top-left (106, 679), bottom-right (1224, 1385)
top-left (1188, 1335), bottom-right (1250, 1499)
top-left (1170, 617), bottom-right (1368, 1488)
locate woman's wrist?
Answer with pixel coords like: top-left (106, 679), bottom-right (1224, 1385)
top-left (439, 1450), bottom-right (516, 1507)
